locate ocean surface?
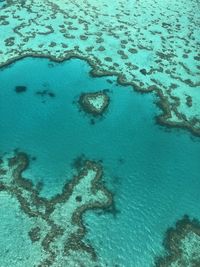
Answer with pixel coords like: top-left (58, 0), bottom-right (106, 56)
top-left (0, 57), bottom-right (200, 266)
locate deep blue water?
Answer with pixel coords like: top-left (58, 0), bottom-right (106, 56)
top-left (0, 57), bottom-right (200, 266)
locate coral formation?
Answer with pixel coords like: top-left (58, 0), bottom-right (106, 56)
top-left (0, 0), bottom-right (199, 135)
top-left (79, 91), bottom-right (109, 116)
top-left (155, 215), bottom-right (200, 267)
top-left (0, 151), bottom-right (112, 266)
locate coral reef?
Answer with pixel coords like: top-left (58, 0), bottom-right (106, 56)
top-left (0, 151), bottom-right (112, 266)
top-left (155, 215), bottom-right (200, 267)
top-left (0, 0), bottom-right (200, 135)
top-left (79, 91), bottom-right (110, 116)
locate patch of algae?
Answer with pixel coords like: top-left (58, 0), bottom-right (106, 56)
top-left (155, 215), bottom-right (200, 267)
top-left (0, 152), bottom-right (112, 266)
top-left (0, 0), bottom-right (200, 135)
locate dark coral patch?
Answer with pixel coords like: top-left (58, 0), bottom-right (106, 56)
top-left (15, 85), bottom-right (27, 93)
top-left (75, 195), bottom-right (82, 202)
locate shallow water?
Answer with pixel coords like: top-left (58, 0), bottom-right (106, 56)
top-left (0, 57), bottom-right (200, 266)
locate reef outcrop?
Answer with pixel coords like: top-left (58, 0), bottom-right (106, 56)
top-left (79, 91), bottom-right (109, 116)
top-left (0, 151), bottom-right (112, 266)
top-left (155, 215), bottom-right (200, 267)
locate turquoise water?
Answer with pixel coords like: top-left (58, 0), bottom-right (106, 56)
top-left (0, 57), bottom-right (200, 266)
top-left (0, 0), bottom-right (5, 8)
